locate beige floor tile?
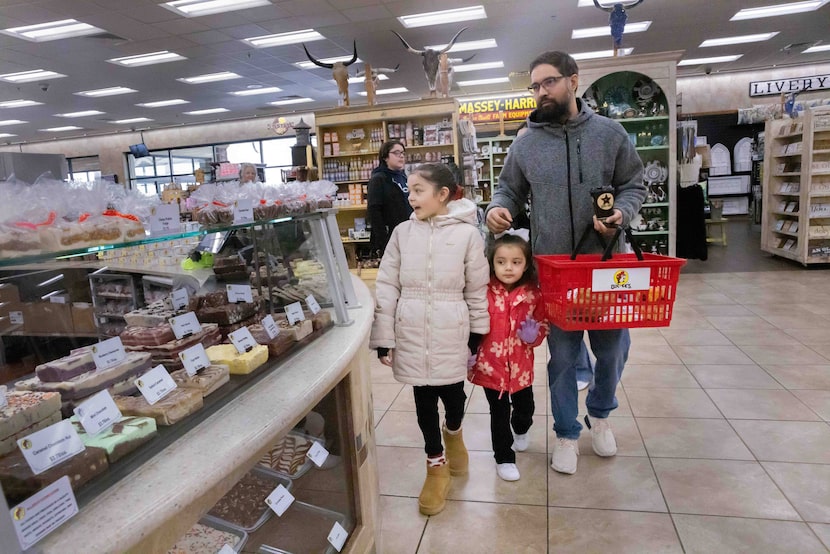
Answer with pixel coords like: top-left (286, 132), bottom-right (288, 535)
top-left (762, 364), bottom-right (830, 389)
top-left (418, 502), bottom-right (548, 553)
top-left (626, 388), bottom-right (722, 418)
top-left (533, 362), bottom-right (549, 386)
top-left (672, 345), bottom-right (755, 365)
top-left (673, 514), bottom-right (828, 554)
top-left (688, 304), bottom-right (755, 317)
top-left (388, 384), bottom-right (417, 412)
top-left (621, 364), bottom-right (700, 388)
top-left (739, 343), bottom-right (829, 365)
top-left (762, 313), bottom-right (830, 330)
top-left (549, 508), bottom-right (683, 553)
top-left (456, 412), bottom-right (497, 452)
top-left (465, 385), bottom-right (550, 416)
top-left (373, 410), bottom-right (386, 428)
top-left (663, 314), bottom-right (715, 330)
top-left (652, 458), bottom-right (800, 520)
top-left (784, 327), bottom-right (830, 344)
top-left (720, 328), bottom-right (802, 346)
top-left (731, 420), bottom-right (830, 463)
top-left (571, 416), bottom-right (647, 457)
top-left (447, 450), bottom-right (548, 505)
top-left (626, 344), bottom-right (683, 364)
top-left (637, 417), bottom-right (754, 460)
top-left (744, 303), bottom-right (808, 316)
top-left (370, 360), bottom-right (399, 384)
top-left (708, 389), bottom-right (820, 421)
top-left (763, 462), bottom-right (830, 523)
top-left (686, 364), bottom-right (782, 389)
top-left (705, 316), bottom-right (776, 331)
top-left (791, 390), bottom-right (830, 421)
top-left (811, 523), bottom-right (830, 550)
top-left (627, 328), bottom-right (670, 346)
top-left (377, 445), bottom-right (427, 497)
top-left (810, 344), bottom-right (830, 361)
top-left (378, 495), bottom-right (426, 554)
top-left (658, 328), bottom-right (732, 346)
top-left (374, 410), bottom-right (426, 448)
top-left (683, 292), bottom-right (736, 306)
top-left (372, 383), bottom-right (404, 411)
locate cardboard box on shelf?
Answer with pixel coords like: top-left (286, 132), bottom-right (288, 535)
top-left (0, 283), bottom-right (20, 304)
top-left (71, 302), bottom-right (96, 334)
top-left (21, 302), bottom-right (74, 334)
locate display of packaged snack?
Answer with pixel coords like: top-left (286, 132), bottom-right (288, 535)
top-left (69, 415), bottom-right (158, 464)
top-left (205, 344), bottom-right (268, 375)
top-left (169, 364), bottom-right (230, 397)
top-left (113, 388), bottom-right (204, 426)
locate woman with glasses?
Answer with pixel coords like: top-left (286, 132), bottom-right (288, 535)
top-left (368, 140), bottom-right (413, 257)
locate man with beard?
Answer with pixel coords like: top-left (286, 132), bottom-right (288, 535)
top-left (485, 51), bottom-right (645, 475)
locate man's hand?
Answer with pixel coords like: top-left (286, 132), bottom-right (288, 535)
top-left (486, 207), bottom-right (513, 234)
top-left (593, 208), bottom-right (623, 236)
top-left (379, 349), bottom-right (395, 368)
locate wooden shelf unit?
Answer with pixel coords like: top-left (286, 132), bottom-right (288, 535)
top-left (474, 136), bottom-right (514, 203)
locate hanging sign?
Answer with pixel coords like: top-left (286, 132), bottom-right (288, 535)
top-left (458, 95), bottom-right (537, 122)
top-left (749, 74), bottom-right (830, 97)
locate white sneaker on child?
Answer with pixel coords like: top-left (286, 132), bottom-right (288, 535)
top-left (512, 433), bottom-right (529, 452)
top-left (584, 415), bottom-right (617, 457)
top-left (551, 438), bottom-right (578, 474)
top-left (496, 463), bottom-right (520, 481)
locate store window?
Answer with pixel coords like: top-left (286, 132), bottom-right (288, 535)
top-left (67, 156), bottom-right (101, 182)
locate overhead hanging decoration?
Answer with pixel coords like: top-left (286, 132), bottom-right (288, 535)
top-left (391, 27), bottom-right (468, 98)
top-left (592, 0), bottom-right (644, 56)
top-left (437, 53), bottom-right (476, 98)
top-left (302, 41), bottom-right (359, 107)
top-left (354, 63), bottom-right (400, 106)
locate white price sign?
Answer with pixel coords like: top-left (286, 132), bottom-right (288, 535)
top-left (226, 284), bottom-right (253, 304)
top-left (217, 546), bottom-right (235, 554)
top-left (149, 203), bottom-right (181, 235)
top-left (91, 336), bottom-right (127, 371)
top-left (9, 310), bottom-right (23, 325)
top-left (261, 315), bottom-right (280, 340)
top-left (73, 390), bottom-right (122, 436)
top-left (233, 198), bottom-right (254, 224)
top-left (11, 476), bottom-right (78, 550)
top-left (171, 288), bottom-right (189, 311)
top-left (306, 440), bottom-right (330, 468)
top-left (285, 302), bottom-right (305, 325)
top-left (179, 343), bottom-right (211, 377)
top-left (48, 295), bottom-right (66, 304)
top-left (327, 521), bottom-right (349, 552)
top-left (135, 365), bottom-right (177, 405)
top-left (17, 419), bottom-right (85, 475)
top-left (0, 385), bottom-right (7, 409)
top-left (305, 294), bottom-right (321, 315)
top-left (229, 326), bottom-right (257, 354)
top-left (265, 483), bottom-right (295, 517)
top-left (169, 311), bottom-right (201, 340)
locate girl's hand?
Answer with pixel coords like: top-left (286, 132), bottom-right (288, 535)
top-left (517, 316), bottom-right (541, 343)
top-left (380, 349), bottom-right (395, 367)
top-left (467, 352), bottom-right (477, 370)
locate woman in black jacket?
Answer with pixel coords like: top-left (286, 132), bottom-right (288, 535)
top-left (367, 140), bottom-right (413, 256)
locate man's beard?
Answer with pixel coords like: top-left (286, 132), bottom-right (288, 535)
top-left (536, 97), bottom-right (570, 123)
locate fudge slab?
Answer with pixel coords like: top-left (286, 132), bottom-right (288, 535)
top-left (113, 388), bottom-right (203, 426)
top-left (0, 411), bottom-right (62, 457)
top-left (34, 352), bottom-right (96, 383)
top-left (166, 521), bottom-right (241, 554)
top-left (69, 415), bottom-right (157, 464)
top-left (205, 344), bottom-right (268, 375)
top-left (119, 324), bottom-right (176, 347)
top-left (247, 324), bottom-right (295, 358)
top-left (169, 365), bottom-right (230, 397)
top-left (0, 391), bottom-right (62, 441)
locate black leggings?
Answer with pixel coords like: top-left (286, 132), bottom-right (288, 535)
top-left (413, 382), bottom-right (467, 457)
top-left (483, 386), bottom-right (535, 463)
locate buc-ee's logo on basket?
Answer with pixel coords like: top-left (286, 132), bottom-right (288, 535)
top-left (612, 270), bottom-right (631, 289)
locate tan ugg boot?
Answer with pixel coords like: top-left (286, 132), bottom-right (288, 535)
top-left (418, 461), bottom-right (451, 515)
top-left (442, 425), bottom-right (469, 476)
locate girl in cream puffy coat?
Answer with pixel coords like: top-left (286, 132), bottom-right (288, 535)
top-left (370, 163), bottom-right (489, 516)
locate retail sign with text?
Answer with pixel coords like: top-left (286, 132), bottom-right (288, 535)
top-left (749, 74), bottom-right (830, 97)
top-left (458, 95), bottom-right (537, 122)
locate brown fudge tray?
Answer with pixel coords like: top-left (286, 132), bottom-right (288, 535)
top-left (246, 501), bottom-right (347, 554)
top-left (113, 388), bottom-right (203, 426)
top-left (207, 469), bottom-right (291, 532)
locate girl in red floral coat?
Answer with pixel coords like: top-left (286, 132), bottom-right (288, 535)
top-left (469, 231), bottom-right (547, 481)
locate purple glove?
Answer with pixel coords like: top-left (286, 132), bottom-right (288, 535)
top-left (517, 316), bottom-right (540, 344)
top-left (467, 353), bottom-right (477, 370)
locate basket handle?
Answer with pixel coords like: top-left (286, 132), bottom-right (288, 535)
top-left (571, 224), bottom-right (644, 261)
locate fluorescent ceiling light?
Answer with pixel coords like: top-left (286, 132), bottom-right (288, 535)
top-left (111, 117), bottom-right (152, 124)
top-left (0, 133), bottom-right (16, 138)
top-left (230, 86), bottom-right (283, 96)
top-left (40, 126), bottom-right (82, 132)
top-left (358, 87), bottom-right (409, 96)
top-left (572, 48), bottom-right (633, 60)
top-left (452, 61), bottom-right (505, 73)
top-left (56, 110), bottom-right (104, 117)
top-left (244, 29), bottom-right (324, 48)
top-left (75, 86), bottom-right (137, 97)
top-left (183, 107), bottom-right (229, 115)
top-left (269, 98), bottom-right (314, 106)
top-left (1, 19), bottom-right (104, 42)
top-left (178, 71), bottom-right (241, 84)
top-left (136, 99), bottom-right (190, 108)
top-left (0, 69), bottom-right (66, 83)
top-left (346, 74), bottom-right (389, 84)
top-left (108, 51), bottom-right (186, 67)
top-left (678, 54), bottom-right (743, 66)
top-left (572, 21), bottom-right (651, 39)
top-left (700, 32), bottom-right (780, 47)
top-left (161, 0), bottom-right (271, 17)
top-left (295, 56), bottom-right (362, 70)
top-left (399, 5), bottom-right (486, 28)
top-left (457, 77), bottom-right (510, 86)
top-left (803, 43), bottom-right (830, 53)
top-left (0, 120), bottom-right (28, 126)
top-left (425, 38), bottom-right (498, 52)
top-left (0, 99), bottom-right (42, 108)
top-left (731, 0), bottom-right (829, 20)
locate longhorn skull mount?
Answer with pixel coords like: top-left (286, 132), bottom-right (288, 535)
top-left (592, 0), bottom-right (644, 51)
top-left (391, 27), bottom-right (468, 97)
top-left (354, 63), bottom-right (400, 106)
top-left (303, 41), bottom-right (359, 107)
top-left (437, 53), bottom-right (476, 98)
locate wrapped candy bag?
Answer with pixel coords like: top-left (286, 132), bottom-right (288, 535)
top-left (304, 180), bottom-right (337, 210)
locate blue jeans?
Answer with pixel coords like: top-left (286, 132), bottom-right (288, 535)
top-left (575, 341), bottom-right (594, 383)
top-left (547, 327), bottom-right (631, 439)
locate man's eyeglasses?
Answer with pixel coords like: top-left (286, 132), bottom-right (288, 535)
top-left (388, 150), bottom-right (406, 157)
top-left (527, 75), bottom-right (567, 93)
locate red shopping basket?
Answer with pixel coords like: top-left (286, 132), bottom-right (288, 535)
top-left (535, 226), bottom-right (686, 330)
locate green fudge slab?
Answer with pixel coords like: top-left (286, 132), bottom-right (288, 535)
top-left (69, 415), bottom-right (158, 464)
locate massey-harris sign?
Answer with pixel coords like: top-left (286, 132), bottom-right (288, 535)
top-left (458, 95), bottom-right (537, 122)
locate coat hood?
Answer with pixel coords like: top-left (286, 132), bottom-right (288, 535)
top-left (412, 198), bottom-right (478, 227)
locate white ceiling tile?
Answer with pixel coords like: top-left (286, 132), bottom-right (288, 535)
top-left (340, 5), bottom-right (393, 23)
top-left (153, 19), bottom-right (213, 35)
top-left (181, 30), bottom-right (236, 46)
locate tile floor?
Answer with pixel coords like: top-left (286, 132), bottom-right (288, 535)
top-left (371, 268), bottom-right (830, 553)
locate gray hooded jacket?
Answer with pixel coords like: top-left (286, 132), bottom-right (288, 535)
top-left (488, 99), bottom-right (646, 255)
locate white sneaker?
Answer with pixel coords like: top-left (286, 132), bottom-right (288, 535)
top-left (512, 433), bottom-right (529, 452)
top-left (496, 462), bottom-right (520, 481)
top-left (551, 438), bottom-right (578, 474)
top-left (585, 415), bottom-right (617, 457)
top-left (577, 380), bottom-right (590, 391)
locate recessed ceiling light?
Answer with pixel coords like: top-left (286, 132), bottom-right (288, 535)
top-left (678, 54), bottom-right (743, 66)
top-left (161, 0), bottom-right (271, 17)
top-left (229, 86), bottom-right (283, 96)
top-left (572, 48), bottom-right (633, 60)
top-left (700, 32), bottom-right (780, 47)
top-left (398, 5), bottom-right (487, 28)
top-left (40, 126), bottom-right (82, 132)
top-left (178, 71), bottom-right (241, 84)
top-left (0, 133), bottom-right (16, 138)
top-left (803, 43), bottom-right (830, 53)
top-left (294, 55), bottom-right (362, 70)
top-left (1, 19), bottom-right (104, 42)
top-left (111, 117), bottom-right (153, 124)
top-left (108, 51), bottom-right (186, 67)
top-left (346, 74), bottom-right (389, 84)
top-left (243, 29), bottom-right (324, 48)
top-left (75, 86), bottom-right (137, 97)
top-left (425, 38), bottom-right (498, 52)
top-left (0, 120), bottom-right (28, 126)
top-left (56, 110), bottom-right (105, 117)
top-left (0, 99), bottom-right (43, 108)
top-left (0, 69), bottom-right (66, 83)
top-left (731, 0), bottom-right (829, 20)
top-left (572, 21), bottom-right (651, 39)
top-left (457, 77), bottom-right (510, 86)
top-left (269, 98), bottom-right (314, 106)
top-left (358, 87), bottom-right (409, 96)
top-left (183, 108), bottom-right (229, 115)
top-left (452, 61), bottom-right (505, 73)
top-left (136, 99), bottom-right (190, 108)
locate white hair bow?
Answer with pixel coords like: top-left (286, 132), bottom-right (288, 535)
top-left (495, 228), bottom-right (530, 241)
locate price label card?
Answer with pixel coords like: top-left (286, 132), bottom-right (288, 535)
top-left (73, 390), bottom-right (122, 436)
top-left (233, 198), bottom-right (254, 224)
top-left (169, 311), bottom-right (201, 340)
top-left (285, 302), bottom-right (305, 325)
top-left (229, 326), bottom-right (257, 354)
top-left (305, 294), bottom-right (321, 315)
top-left (327, 521), bottom-right (349, 552)
top-left (226, 284), bottom-right (253, 304)
top-left (262, 315), bottom-right (280, 340)
top-left (0, 385), bottom-right (8, 409)
top-left (306, 440), bottom-right (330, 468)
top-left (179, 343), bottom-right (211, 377)
top-left (217, 545), bottom-right (235, 554)
top-left (9, 310), bottom-right (23, 325)
top-left (11, 476), bottom-right (78, 550)
top-left (48, 295), bottom-right (66, 304)
top-left (149, 203), bottom-right (181, 235)
top-left (265, 483), bottom-right (295, 517)
top-left (135, 365), bottom-right (177, 406)
top-left (17, 419), bottom-right (85, 475)
top-left (91, 336), bottom-right (127, 371)
top-left (171, 288), bottom-right (189, 311)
